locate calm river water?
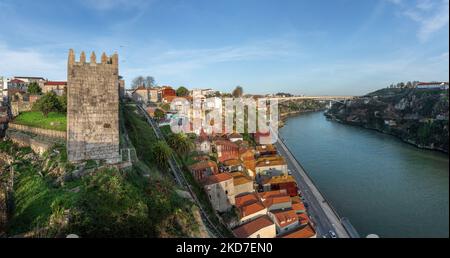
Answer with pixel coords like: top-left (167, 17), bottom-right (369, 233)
top-left (279, 111), bottom-right (449, 238)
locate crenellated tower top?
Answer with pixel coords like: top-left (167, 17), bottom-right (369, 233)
top-left (68, 49), bottom-right (118, 68)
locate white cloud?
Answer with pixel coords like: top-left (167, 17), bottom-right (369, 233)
top-left (0, 42), bottom-right (65, 79)
top-left (127, 39), bottom-right (302, 77)
top-left (391, 0), bottom-right (449, 41)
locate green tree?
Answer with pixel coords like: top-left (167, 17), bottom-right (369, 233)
top-left (33, 92), bottom-right (62, 117)
top-left (232, 86), bottom-right (243, 98)
top-left (176, 86), bottom-right (189, 97)
top-left (160, 103), bottom-right (171, 111)
top-left (167, 133), bottom-right (193, 159)
top-left (27, 82), bottom-right (42, 95)
top-left (152, 141), bottom-right (172, 170)
top-left (58, 94), bottom-right (67, 113)
top-left (154, 109), bottom-right (165, 120)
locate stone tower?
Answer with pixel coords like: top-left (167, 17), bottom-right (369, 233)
top-left (67, 49), bottom-right (121, 163)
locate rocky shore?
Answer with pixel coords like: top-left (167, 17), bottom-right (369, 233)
top-left (324, 88), bottom-right (449, 153)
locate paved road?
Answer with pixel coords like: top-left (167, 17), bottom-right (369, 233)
top-left (275, 137), bottom-right (351, 238)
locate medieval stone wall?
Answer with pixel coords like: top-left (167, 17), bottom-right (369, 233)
top-left (67, 50), bottom-right (121, 163)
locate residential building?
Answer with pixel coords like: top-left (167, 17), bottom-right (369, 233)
top-left (256, 145), bottom-right (277, 157)
top-left (215, 140), bottom-right (239, 163)
top-left (43, 81), bottom-right (67, 96)
top-left (132, 86), bottom-right (149, 103)
top-left (189, 160), bottom-right (218, 182)
top-left (279, 224), bottom-right (317, 238)
top-left (261, 175), bottom-right (298, 197)
top-left (269, 209), bottom-right (299, 234)
top-left (149, 88), bottom-right (161, 102)
top-left (203, 173), bottom-right (235, 213)
top-left (291, 196), bottom-right (306, 214)
top-left (8, 79), bottom-right (27, 91)
top-left (232, 215), bottom-right (276, 238)
top-left (263, 195), bottom-right (292, 212)
top-left (255, 155), bottom-right (288, 176)
top-left (416, 82), bottom-right (449, 90)
top-left (0, 76), bottom-right (8, 103)
top-left (222, 159), bottom-right (244, 173)
top-left (161, 86), bottom-right (176, 99)
top-left (235, 193), bottom-right (267, 224)
top-left (229, 132), bottom-right (243, 142)
top-left (231, 172), bottom-right (254, 196)
top-left (195, 129), bottom-right (211, 154)
top-left (239, 147), bottom-right (256, 177)
top-left (13, 76), bottom-right (46, 86)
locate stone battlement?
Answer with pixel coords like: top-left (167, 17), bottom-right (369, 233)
top-left (67, 49), bottom-right (121, 164)
top-left (68, 49), bottom-right (118, 67)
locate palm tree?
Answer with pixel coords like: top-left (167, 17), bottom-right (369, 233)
top-left (167, 133), bottom-right (194, 160)
top-left (152, 141), bottom-right (172, 170)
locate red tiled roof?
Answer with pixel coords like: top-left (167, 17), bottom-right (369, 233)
top-left (272, 209), bottom-right (298, 227)
top-left (203, 173), bottom-right (232, 185)
top-left (44, 81), bottom-right (67, 86)
top-left (240, 202), bottom-right (266, 218)
top-left (233, 215), bottom-right (274, 238)
top-left (292, 202), bottom-right (306, 212)
top-left (9, 79), bottom-right (25, 83)
top-left (215, 140), bottom-right (239, 148)
top-left (263, 196), bottom-right (291, 208)
top-left (235, 193), bottom-right (260, 208)
top-left (297, 213), bottom-right (309, 225)
top-left (259, 190), bottom-right (288, 200)
top-left (279, 224), bottom-right (316, 238)
top-left (132, 86), bottom-right (147, 93)
top-left (189, 161), bottom-right (217, 171)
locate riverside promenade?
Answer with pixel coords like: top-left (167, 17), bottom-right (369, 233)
top-left (275, 134), bottom-right (359, 238)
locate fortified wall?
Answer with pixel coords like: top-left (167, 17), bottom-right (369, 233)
top-left (67, 50), bottom-right (121, 163)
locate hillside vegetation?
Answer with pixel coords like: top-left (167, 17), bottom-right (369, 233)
top-left (325, 88), bottom-right (449, 153)
top-left (0, 105), bottom-right (204, 237)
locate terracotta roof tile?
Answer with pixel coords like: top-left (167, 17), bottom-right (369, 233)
top-left (279, 224), bottom-right (316, 238)
top-left (233, 215), bottom-right (274, 238)
top-left (203, 173), bottom-right (232, 185)
top-left (272, 209), bottom-right (298, 227)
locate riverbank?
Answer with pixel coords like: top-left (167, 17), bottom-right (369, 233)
top-left (279, 111), bottom-right (449, 238)
top-left (279, 108), bottom-right (326, 128)
top-left (325, 114), bottom-right (449, 154)
top-left (325, 88), bottom-right (449, 154)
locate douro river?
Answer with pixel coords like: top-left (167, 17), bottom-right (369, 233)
top-left (279, 111), bottom-right (449, 238)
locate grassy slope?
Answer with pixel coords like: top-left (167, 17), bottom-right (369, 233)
top-left (1, 104), bottom-right (201, 237)
top-left (13, 112), bottom-right (67, 131)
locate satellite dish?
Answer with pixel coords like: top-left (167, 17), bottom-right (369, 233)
top-left (366, 234), bottom-right (380, 238)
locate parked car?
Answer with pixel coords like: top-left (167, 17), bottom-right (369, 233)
top-left (329, 231), bottom-right (337, 238)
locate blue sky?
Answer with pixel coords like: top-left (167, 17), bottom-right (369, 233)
top-left (0, 0), bottom-right (448, 95)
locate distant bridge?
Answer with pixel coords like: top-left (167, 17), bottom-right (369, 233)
top-left (269, 96), bottom-right (356, 101)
